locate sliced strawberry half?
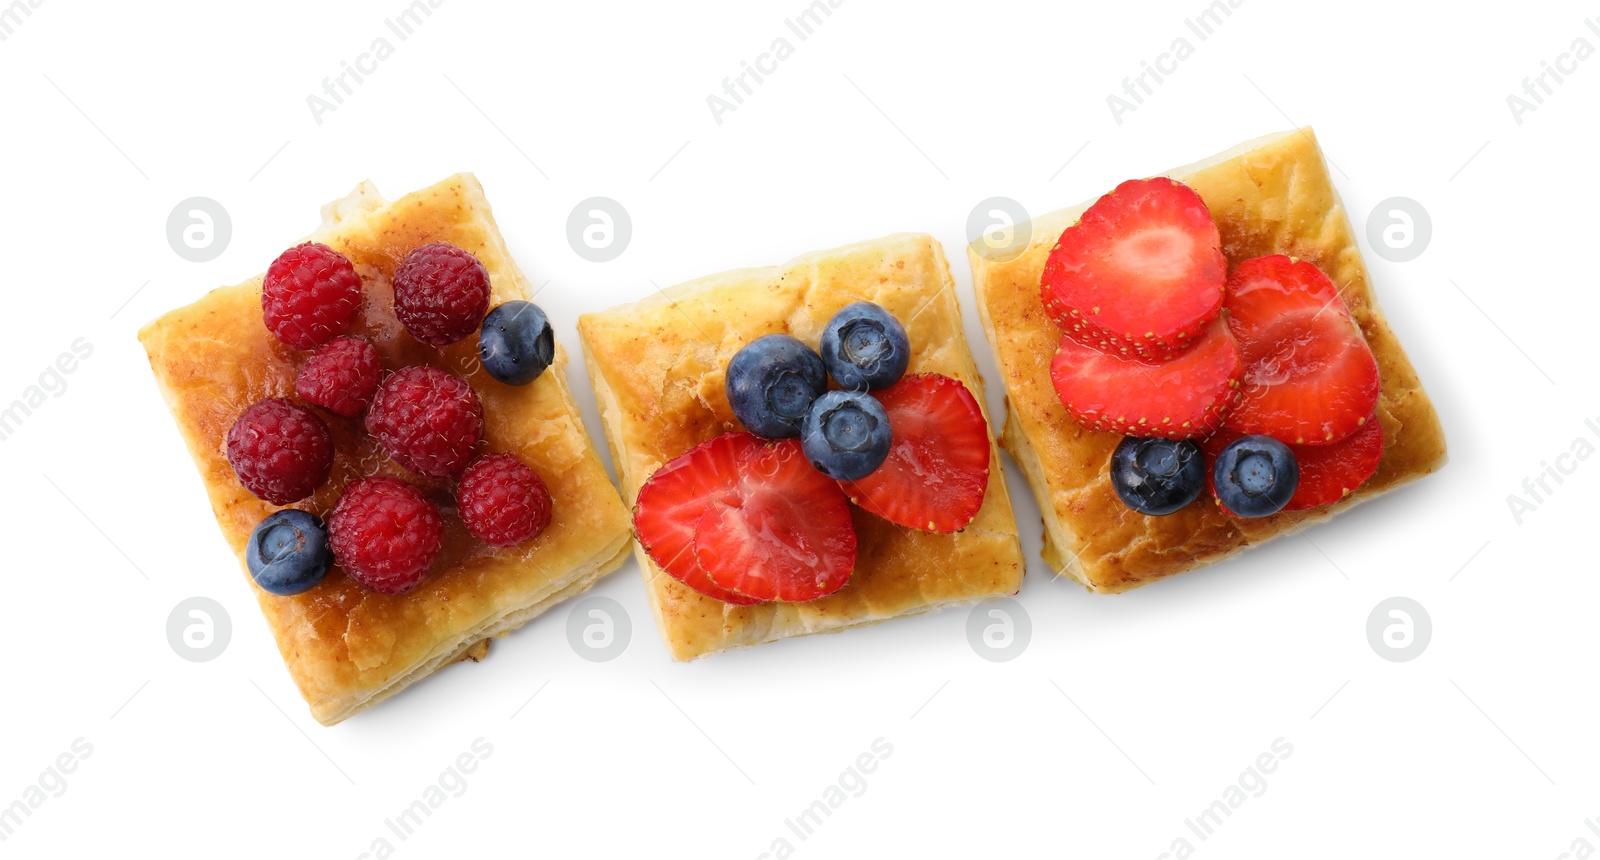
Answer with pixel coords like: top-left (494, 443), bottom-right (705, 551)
top-left (1040, 177), bottom-right (1226, 362)
top-left (1050, 318), bottom-right (1243, 439)
top-left (692, 437), bottom-right (856, 602)
top-left (1283, 416), bottom-right (1383, 510)
top-left (1200, 416), bottom-right (1383, 513)
top-left (633, 433), bottom-right (761, 605)
top-left (1222, 255), bottom-right (1380, 446)
top-left (841, 374), bottom-right (990, 533)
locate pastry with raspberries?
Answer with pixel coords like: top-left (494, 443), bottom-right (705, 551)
top-left (970, 128), bottom-right (1446, 592)
top-left (581, 235), bottom-right (1023, 660)
top-left (140, 174), bottom-right (631, 725)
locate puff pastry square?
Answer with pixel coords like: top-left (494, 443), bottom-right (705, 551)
top-left (970, 129), bottom-right (1447, 593)
top-left (139, 174), bottom-right (632, 725)
top-left (578, 234), bottom-right (1024, 660)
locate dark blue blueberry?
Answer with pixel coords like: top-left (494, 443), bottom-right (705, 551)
top-left (1110, 436), bottom-right (1205, 516)
top-left (800, 390), bottom-right (893, 480)
top-left (246, 510), bottom-right (332, 596)
top-left (1212, 435), bottom-right (1299, 517)
top-left (725, 334), bottom-right (828, 438)
top-left (479, 301), bottom-right (555, 386)
top-left (819, 302), bottom-right (911, 391)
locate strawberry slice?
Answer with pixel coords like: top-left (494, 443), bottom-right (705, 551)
top-left (635, 432), bottom-right (857, 604)
top-left (1041, 177), bottom-right (1226, 362)
top-left (1222, 255), bottom-right (1380, 446)
top-left (841, 374), bottom-right (990, 533)
top-left (1200, 417), bottom-right (1383, 513)
top-left (1283, 417), bottom-right (1383, 510)
top-left (633, 433), bottom-right (761, 605)
top-left (692, 437), bottom-right (856, 602)
top-left (1049, 318), bottom-right (1243, 439)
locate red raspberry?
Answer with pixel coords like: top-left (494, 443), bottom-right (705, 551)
top-left (327, 477), bottom-right (443, 594)
top-left (457, 453), bottom-right (554, 547)
top-left (295, 336), bottom-right (383, 418)
top-left (392, 243), bottom-right (491, 345)
top-left (262, 243), bottom-right (364, 349)
top-left (226, 398), bottom-right (334, 504)
top-left (364, 366), bottom-right (484, 477)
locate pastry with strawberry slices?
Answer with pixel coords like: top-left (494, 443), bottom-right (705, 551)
top-left (970, 128), bottom-right (1446, 592)
top-left (580, 234), bottom-right (1023, 660)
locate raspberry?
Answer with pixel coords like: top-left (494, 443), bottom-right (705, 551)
top-left (392, 242), bottom-right (491, 345)
top-left (226, 398), bottom-right (334, 504)
top-left (457, 453), bottom-right (553, 547)
top-left (327, 477), bottom-right (443, 594)
top-left (262, 243), bottom-right (364, 350)
top-left (295, 336), bottom-right (383, 418)
top-left (365, 366), bottom-right (484, 477)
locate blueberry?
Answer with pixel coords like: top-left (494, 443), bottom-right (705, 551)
top-left (246, 510), bottom-right (332, 596)
top-left (801, 390), bottom-right (893, 480)
top-left (1213, 435), bottom-right (1299, 517)
top-left (819, 302), bottom-right (911, 391)
top-left (1110, 436), bottom-right (1205, 516)
top-left (725, 334), bottom-right (828, 438)
top-left (479, 301), bottom-right (554, 386)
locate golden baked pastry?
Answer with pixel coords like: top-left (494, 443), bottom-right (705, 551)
top-left (970, 129), bottom-right (1447, 593)
top-left (139, 174), bottom-right (632, 725)
top-left (578, 233), bottom-right (1024, 660)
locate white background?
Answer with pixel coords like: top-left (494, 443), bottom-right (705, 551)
top-left (0, 0), bottom-right (1592, 857)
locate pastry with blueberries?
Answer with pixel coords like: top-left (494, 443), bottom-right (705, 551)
top-left (140, 175), bottom-right (631, 725)
top-left (580, 235), bottom-right (1022, 660)
top-left (969, 129), bottom-right (1447, 592)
